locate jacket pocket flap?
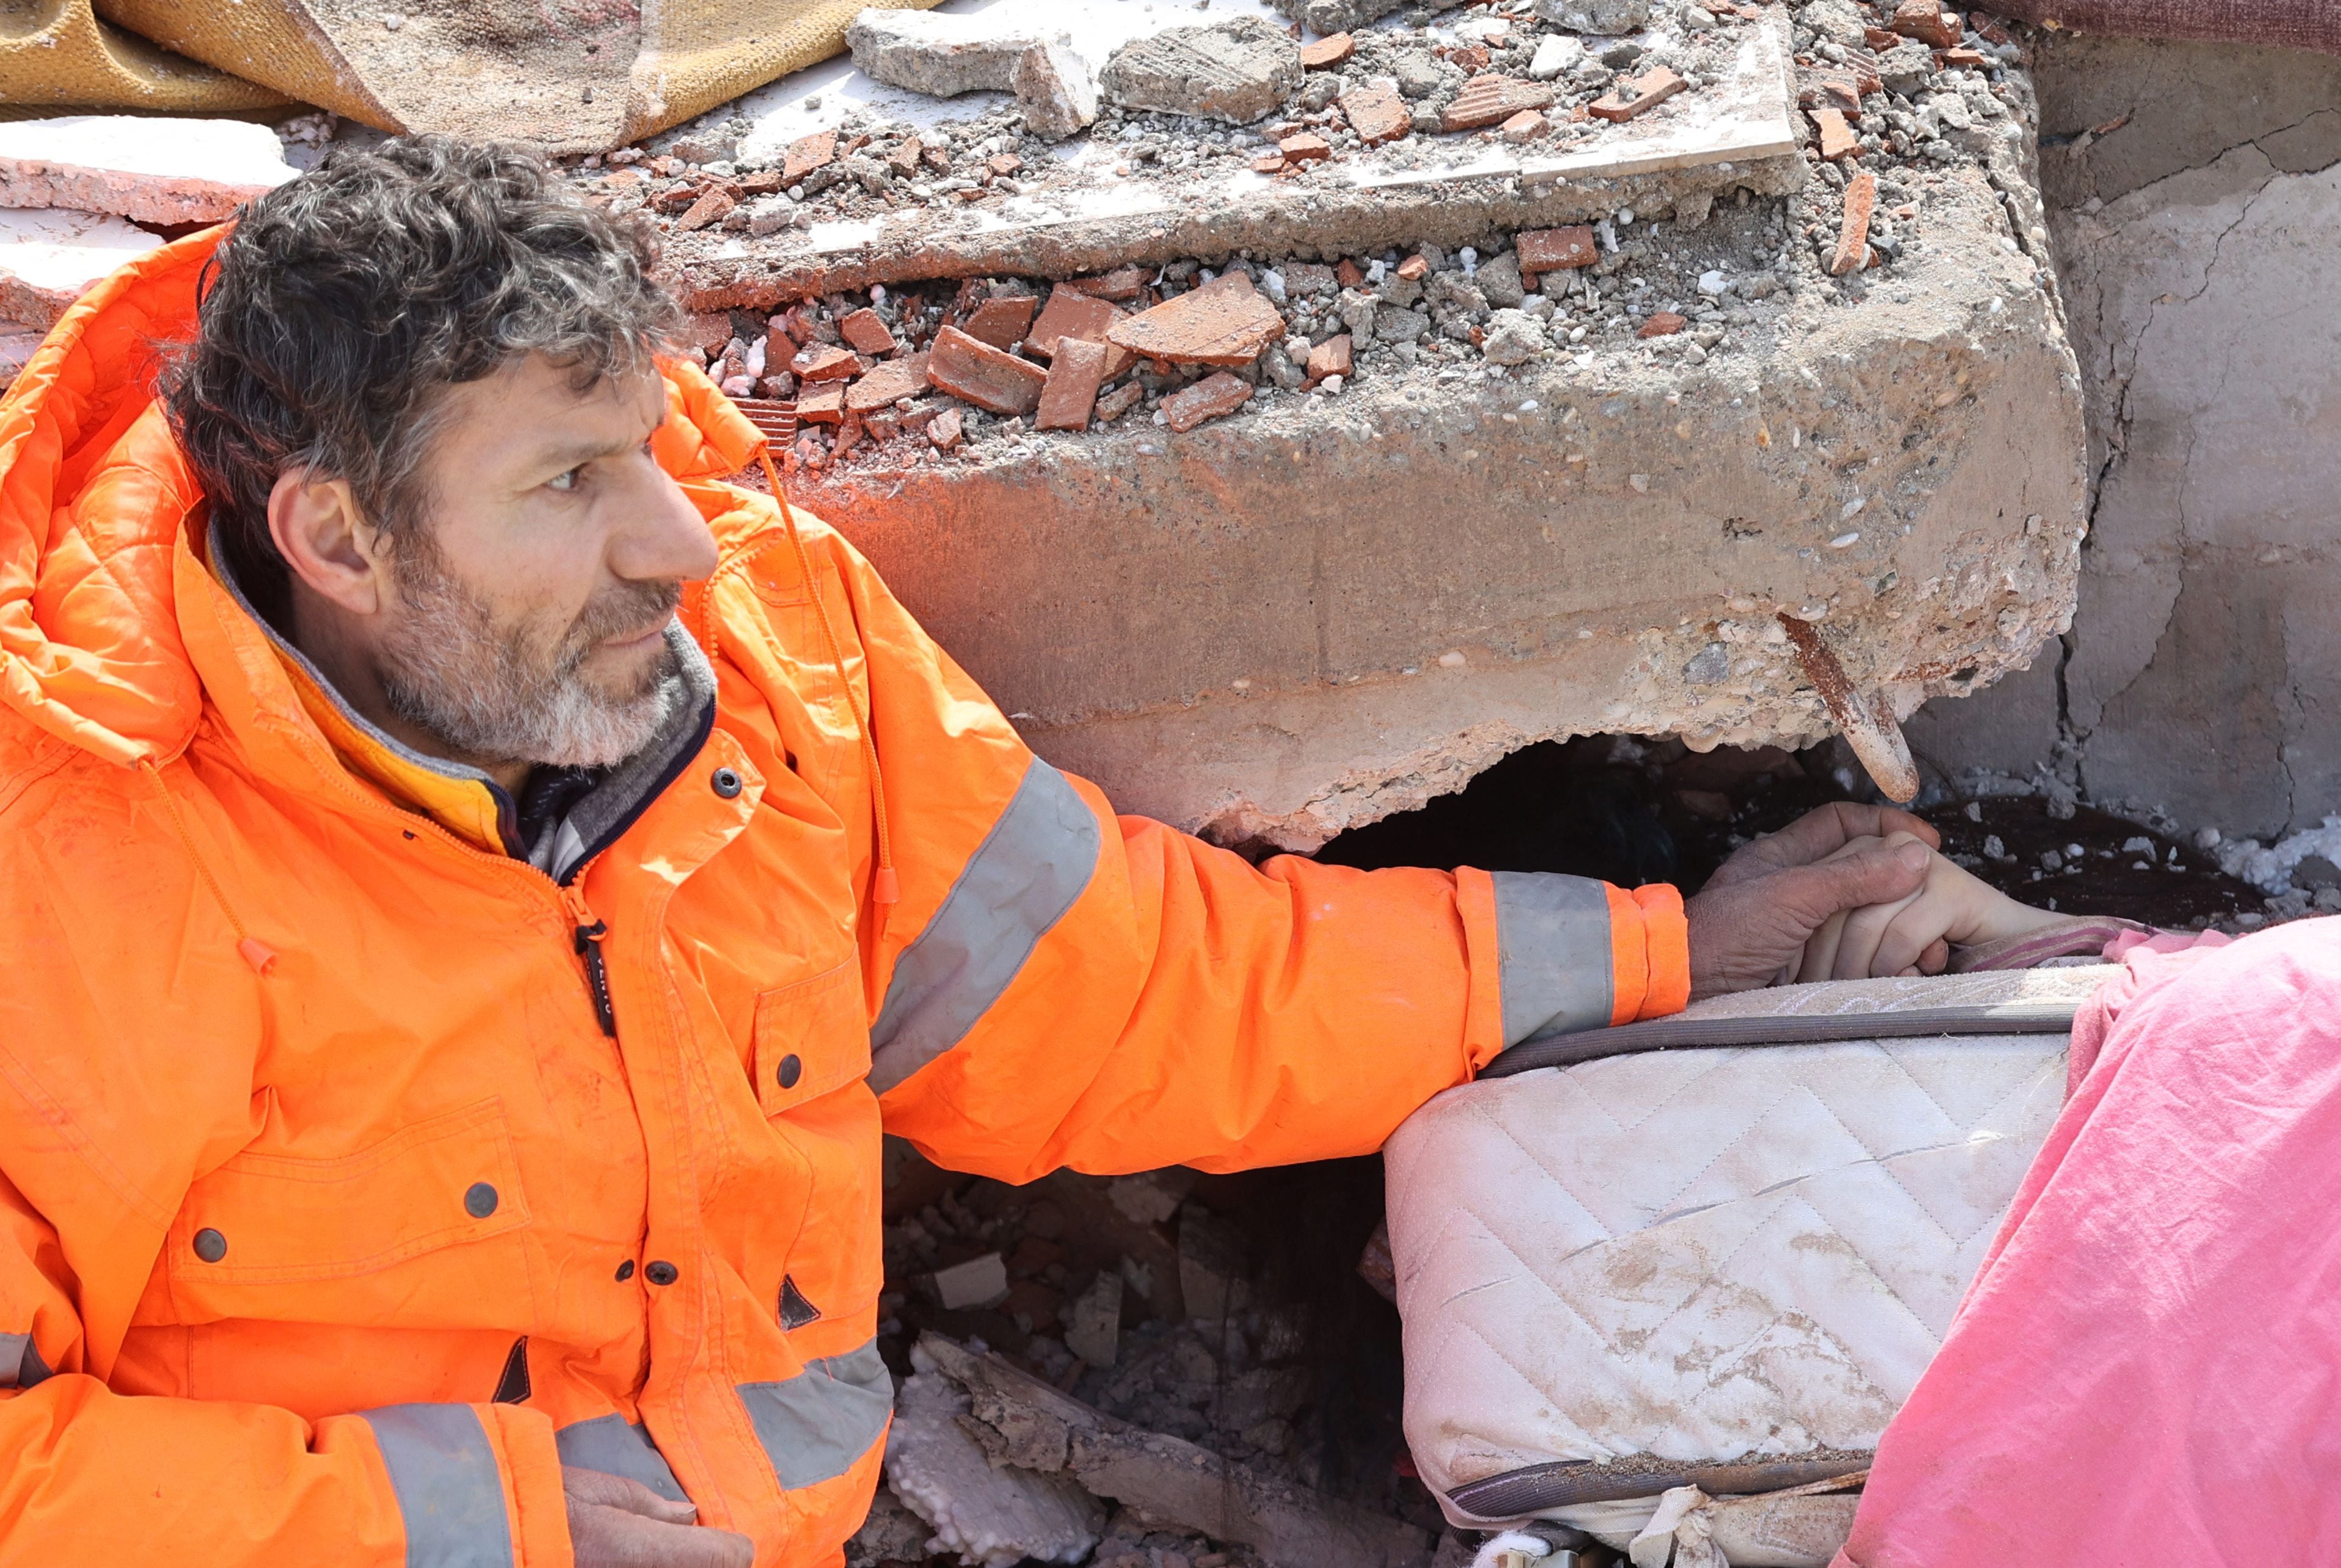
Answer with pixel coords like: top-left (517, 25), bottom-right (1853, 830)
top-left (753, 960), bottom-right (871, 1113)
top-left (170, 1099), bottom-right (529, 1286)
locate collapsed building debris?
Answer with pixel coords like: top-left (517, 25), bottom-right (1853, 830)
top-left (919, 1334), bottom-right (1435, 1568)
top-left (546, 0), bottom-right (2086, 846)
top-left (0, 113), bottom-right (299, 348)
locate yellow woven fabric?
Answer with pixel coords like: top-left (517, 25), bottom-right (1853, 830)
top-left (96, 0), bottom-right (946, 153)
top-left (0, 0), bottom-right (286, 112)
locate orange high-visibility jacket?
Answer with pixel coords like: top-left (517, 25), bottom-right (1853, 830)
top-left (0, 231), bottom-right (1689, 1568)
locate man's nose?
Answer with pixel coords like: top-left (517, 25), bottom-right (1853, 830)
top-left (609, 457), bottom-right (721, 584)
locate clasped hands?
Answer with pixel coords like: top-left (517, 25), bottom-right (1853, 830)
top-left (1684, 801), bottom-right (2065, 1000)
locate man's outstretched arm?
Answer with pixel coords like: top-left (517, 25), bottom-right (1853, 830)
top-left (731, 505), bottom-right (1929, 1184)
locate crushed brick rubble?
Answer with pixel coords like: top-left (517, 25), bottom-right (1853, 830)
top-left (859, 1160), bottom-right (1443, 1568)
top-left (549, 0), bottom-right (2043, 479)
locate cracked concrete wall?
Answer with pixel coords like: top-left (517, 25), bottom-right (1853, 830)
top-left (1906, 35), bottom-right (2341, 837)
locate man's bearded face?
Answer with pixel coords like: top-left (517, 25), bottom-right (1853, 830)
top-left (374, 527), bottom-right (683, 769)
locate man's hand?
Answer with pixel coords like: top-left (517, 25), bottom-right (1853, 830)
top-left (565, 1466), bottom-right (755, 1568)
top-left (1683, 803), bottom-right (1941, 1000)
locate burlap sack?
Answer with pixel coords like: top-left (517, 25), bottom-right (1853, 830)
top-left (98, 0), bottom-right (944, 155)
top-left (1982, 1), bottom-right (2339, 53)
top-left (0, 1), bottom-right (287, 115)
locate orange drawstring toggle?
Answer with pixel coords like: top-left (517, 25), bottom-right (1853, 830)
top-left (237, 938), bottom-right (278, 975)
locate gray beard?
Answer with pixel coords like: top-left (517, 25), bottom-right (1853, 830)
top-left (373, 545), bottom-right (685, 772)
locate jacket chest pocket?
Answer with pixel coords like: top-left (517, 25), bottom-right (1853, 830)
top-left (752, 959), bottom-right (871, 1115)
top-left (162, 1099), bottom-right (536, 1330)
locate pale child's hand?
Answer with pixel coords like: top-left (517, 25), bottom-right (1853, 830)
top-left (1793, 832), bottom-right (2066, 982)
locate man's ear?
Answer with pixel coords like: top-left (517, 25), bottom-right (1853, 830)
top-left (268, 470), bottom-right (390, 616)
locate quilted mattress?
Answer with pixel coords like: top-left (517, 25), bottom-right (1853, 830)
top-left (1385, 968), bottom-right (2113, 1525)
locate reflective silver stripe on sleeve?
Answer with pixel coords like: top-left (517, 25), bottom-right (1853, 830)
top-left (1493, 871), bottom-right (1618, 1044)
top-left (555, 1414), bottom-right (688, 1503)
top-left (0, 1332), bottom-right (25, 1389)
top-left (738, 1340), bottom-right (895, 1491)
top-left (869, 757), bottom-right (1101, 1092)
top-left (361, 1403), bottom-right (514, 1568)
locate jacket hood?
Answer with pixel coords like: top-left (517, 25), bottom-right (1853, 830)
top-left (0, 227), bottom-right (768, 775)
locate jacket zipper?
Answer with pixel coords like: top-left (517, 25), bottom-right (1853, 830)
top-left (561, 881), bottom-right (618, 1038)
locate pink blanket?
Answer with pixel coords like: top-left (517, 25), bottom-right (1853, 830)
top-left (1837, 918), bottom-right (2341, 1563)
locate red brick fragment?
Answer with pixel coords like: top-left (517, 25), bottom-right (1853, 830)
top-left (845, 352), bottom-right (930, 414)
top-left (1810, 106), bottom-right (1859, 161)
top-left (960, 295), bottom-right (1038, 349)
top-left (1299, 31), bottom-right (1355, 68)
top-left (1095, 381), bottom-right (1145, 422)
top-left (1501, 109), bottom-right (1548, 141)
top-left (1159, 371), bottom-right (1253, 433)
top-left (1035, 339), bottom-right (1109, 431)
top-left (681, 311), bottom-right (734, 354)
top-left (791, 342), bottom-right (858, 382)
top-left (927, 325), bottom-right (1047, 415)
top-left (1830, 170), bottom-right (1878, 277)
top-left (1396, 255), bottom-right (1429, 282)
top-left (1590, 66), bottom-right (1688, 123)
top-left (839, 308), bottom-right (896, 356)
top-left (1064, 265), bottom-right (1148, 302)
top-left (1441, 75), bottom-right (1554, 132)
top-left (1251, 153), bottom-right (1288, 174)
top-left (1340, 81), bottom-right (1412, 145)
top-left (1516, 225), bottom-right (1598, 273)
top-left (1305, 334), bottom-right (1351, 381)
top-left (1863, 26), bottom-right (1901, 50)
top-left (653, 183), bottom-right (702, 214)
top-left (1944, 46), bottom-right (1987, 66)
top-left (928, 407), bottom-right (963, 449)
top-left (1443, 44), bottom-right (1490, 74)
top-left (1106, 273), bottom-right (1285, 368)
top-left (988, 153), bottom-right (1023, 177)
top-left (1278, 132), bottom-right (1333, 164)
top-left (1638, 311), bottom-right (1688, 338)
top-left (648, 155), bottom-right (679, 177)
top-left (1891, 0), bottom-right (1960, 48)
top-left (1335, 258), bottom-right (1365, 288)
top-left (1027, 287), bottom-right (1131, 376)
top-left (798, 381), bottom-right (845, 424)
top-left (739, 170), bottom-right (785, 196)
top-left (783, 131), bottom-right (836, 185)
top-left (885, 137), bottom-right (923, 177)
top-left (831, 412), bottom-right (864, 460)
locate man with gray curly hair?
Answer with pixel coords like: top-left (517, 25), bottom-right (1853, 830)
top-left (0, 135), bottom-right (1935, 1567)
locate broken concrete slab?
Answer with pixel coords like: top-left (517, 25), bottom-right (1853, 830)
top-left (666, 16), bottom-right (1802, 307)
top-left (922, 1332), bottom-right (1435, 1568)
top-left (0, 207), bottom-right (161, 329)
top-left (0, 116), bottom-right (295, 227)
top-left (845, 9), bottom-right (1099, 141)
top-left (888, 1346), bottom-right (1107, 1568)
top-left (788, 161), bottom-right (2085, 847)
top-left (1268, 0), bottom-right (1407, 39)
top-left (1099, 18), bottom-right (1303, 126)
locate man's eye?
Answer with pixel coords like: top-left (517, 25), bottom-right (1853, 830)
top-left (548, 465), bottom-right (584, 492)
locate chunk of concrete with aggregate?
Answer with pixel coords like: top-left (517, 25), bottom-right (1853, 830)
top-left (1099, 18), bottom-right (1303, 126)
top-left (0, 116), bottom-right (295, 226)
top-left (845, 9), bottom-right (1099, 140)
top-left (0, 207), bottom-right (161, 327)
top-left (886, 1347), bottom-right (1106, 1568)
